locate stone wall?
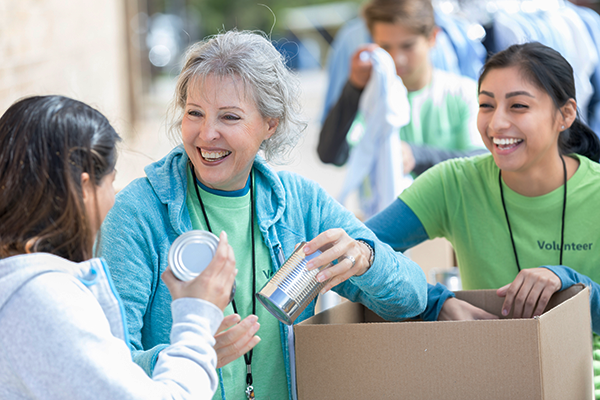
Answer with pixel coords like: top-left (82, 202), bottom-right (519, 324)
top-left (0, 0), bottom-right (134, 135)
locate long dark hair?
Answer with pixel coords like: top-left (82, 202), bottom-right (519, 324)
top-left (478, 42), bottom-right (600, 162)
top-left (0, 96), bottom-right (121, 262)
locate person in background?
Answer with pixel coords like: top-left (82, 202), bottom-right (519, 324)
top-left (365, 42), bottom-right (600, 397)
top-left (98, 30), bottom-right (427, 400)
top-left (0, 95), bottom-right (236, 399)
top-left (318, 0), bottom-right (485, 176)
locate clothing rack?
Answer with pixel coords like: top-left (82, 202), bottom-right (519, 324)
top-left (432, 0), bottom-right (567, 27)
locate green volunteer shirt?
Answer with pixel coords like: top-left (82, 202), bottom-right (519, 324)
top-left (348, 69), bottom-right (482, 152)
top-left (401, 153), bottom-right (600, 390)
top-left (185, 168), bottom-right (288, 400)
top-left (400, 153), bottom-right (600, 291)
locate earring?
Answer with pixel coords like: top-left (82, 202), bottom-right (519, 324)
top-left (561, 125), bottom-right (565, 130)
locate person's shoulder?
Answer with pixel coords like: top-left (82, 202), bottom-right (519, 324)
top-left (577, 153), bottom-right (600, 169)
top-left (114, 177), bottom-right (156, 209)
top-left (412, 154), bottom-right (493, 191)
top-left (276, 169), bottom-right (322, 193)
top-left (408, 155), bottom-right (494, 202)
top-left (16, 268), bottom-right (93, 314)
top-left (573, 154), bottom-right (600, 180)
top-left (432, 152), bottom-right (493, 175)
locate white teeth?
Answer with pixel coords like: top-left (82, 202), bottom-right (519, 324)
top-left (493, 138), bottom-right (523, 146)
top-left (201, 149), bottom-right (231, 160)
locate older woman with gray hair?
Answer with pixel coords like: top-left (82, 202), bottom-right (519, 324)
top-left (99, 30), bottom-right (426, 400)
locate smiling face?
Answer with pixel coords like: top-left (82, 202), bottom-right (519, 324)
top-left (371, 22), bottom-right (435, 91)
top-left (477, 66), bottom-right (565, 175)
top-left (182, 74), bottom-right (278, 191)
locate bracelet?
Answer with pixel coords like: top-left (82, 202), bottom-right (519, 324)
top-left (357, 240), bottom-right (375, 272)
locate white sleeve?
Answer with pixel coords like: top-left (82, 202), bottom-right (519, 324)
top-left (0, 273), bottom-right (222, 400)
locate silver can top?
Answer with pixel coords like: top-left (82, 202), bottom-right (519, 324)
top-left (168, 230), bottom-right (219, 281)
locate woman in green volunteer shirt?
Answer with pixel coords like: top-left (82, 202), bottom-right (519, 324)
top-left (99, 30), bottom-right (427, 400)
top-left (366, 41), bottom-right (600, 396)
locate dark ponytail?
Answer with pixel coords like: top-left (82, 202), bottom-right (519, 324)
top-left (479, 42), bottom-right (600, 162)
top-left (559, 119), bottom-right (600, 162)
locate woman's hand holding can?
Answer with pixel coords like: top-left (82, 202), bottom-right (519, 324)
top-left (303, 228), bottom-right (372, 294)
top-left (162, 231), bottom-right (237, 311)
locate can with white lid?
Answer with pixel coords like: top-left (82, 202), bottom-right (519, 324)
top-left (168, 230), bottom-right (235, 302)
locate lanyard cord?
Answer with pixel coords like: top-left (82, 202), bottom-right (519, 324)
top-left (190, 164), bottom-right (257, 390)
top-left (499, 155), bottom-right (567, 272)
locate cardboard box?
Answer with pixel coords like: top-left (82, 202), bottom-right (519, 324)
top-left (294, 284), bottom-right (593, 400)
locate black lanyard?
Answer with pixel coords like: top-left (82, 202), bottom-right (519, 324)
top-left (499, 155), bottom-right (567, 272)
top-left (190, 163), bottom-right (257, 399)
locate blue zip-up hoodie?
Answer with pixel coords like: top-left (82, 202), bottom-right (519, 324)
top-left (99, 145), bottom-right (427, 399)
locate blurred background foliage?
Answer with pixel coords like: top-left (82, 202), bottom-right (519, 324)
top-left (142, 0), bottom-right (362, 76)
top-left (150, 0), bottom-right (360, 37)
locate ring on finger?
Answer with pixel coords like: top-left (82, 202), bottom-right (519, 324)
top-left (341, 254), bottom-right (356, 268)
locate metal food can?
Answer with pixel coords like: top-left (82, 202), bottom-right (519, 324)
top-left (256, 242), bottom-right (331, 325)
top-left (168, 230), bottom-right (235, 302)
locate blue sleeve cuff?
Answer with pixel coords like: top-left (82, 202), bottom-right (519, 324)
top-left (542, 265), bottom-right (600, 335)
top-left (132, 344), bottom-right (169, 376)
top-left (419, 283), bottom-right (455, 321)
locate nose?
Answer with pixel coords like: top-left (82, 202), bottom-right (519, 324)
top-left (389, 49), bottom-right (407, 70)
top-left (198, 119), bottom-right (220, 142)
top-left (487, 107), bottom-right (511, 134)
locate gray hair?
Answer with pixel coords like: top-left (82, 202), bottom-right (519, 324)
top-left (167, 30), bottom-right (307, 164)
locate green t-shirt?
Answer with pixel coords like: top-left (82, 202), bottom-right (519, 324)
top-left (185, 169), bottom-right (288, 400)
top-left (348, 69), bottom-right (482, 152)
top-left (401, 153), bottom-right (600, 390)
top-left (400, 153), bottom-right (600, 290)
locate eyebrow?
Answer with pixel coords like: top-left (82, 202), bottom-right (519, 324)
top-left (478, 90), bottom-right (535, 99)
top-left (506, 91), bottom-right (535, 98)
top-left (186, 102), bottom-right (243, 111)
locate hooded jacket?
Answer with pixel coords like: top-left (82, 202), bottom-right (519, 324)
top-left (0, 253), bottom-right (223, 399)
top-left (98, 145), bottom-right (427, 400)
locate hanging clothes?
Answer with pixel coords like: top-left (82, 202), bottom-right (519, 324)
top-left (338, 48), bottom-right (411, 218)
top-left (570, 3), bottom-right (600, 134)
top-left (491, 4), bottom-right (599, 131)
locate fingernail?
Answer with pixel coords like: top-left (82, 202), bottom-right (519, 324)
top-left (251, 323), bottom-right (260, 333)
top-left (248, 315), bottom-right (258, 324)
top-left (316, 272), bottom-right (326, 282)
top-left (303, 245), bottom-right (310, 253)
top-left (502, 309), bottom-right (508, 316)
top-left (305, 261), bottom-right (313, 270)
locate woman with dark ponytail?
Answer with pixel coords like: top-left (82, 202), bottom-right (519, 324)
top-left (366, 41), bottom-right (600, 391)
top-left (477, 41), bottom-right (600, 162)
top-left (0, 95), bottom-right (237, 399)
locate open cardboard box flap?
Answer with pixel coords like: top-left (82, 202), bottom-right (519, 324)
top-left (295, 284), bottom-right (593, 400)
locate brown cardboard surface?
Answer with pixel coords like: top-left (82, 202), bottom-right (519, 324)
top-left (538, 286), bottom-right (593, 399)
top-left (295, 284), bottom-right (592, 400)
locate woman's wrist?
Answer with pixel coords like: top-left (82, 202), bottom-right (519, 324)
top-left (355, 240), bottom-right (374, 276)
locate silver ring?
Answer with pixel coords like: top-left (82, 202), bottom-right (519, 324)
top-left (342, 255), bottom-right (356, 268)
